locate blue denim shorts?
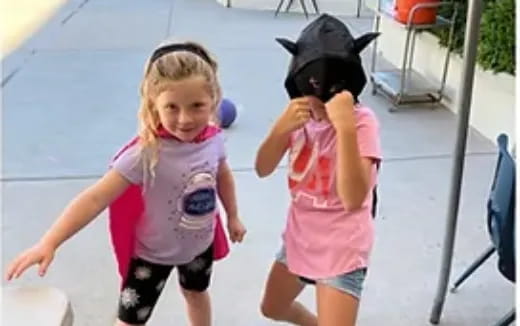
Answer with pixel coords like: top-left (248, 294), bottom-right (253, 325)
top-left (275, 245), bottom-right (367, 299)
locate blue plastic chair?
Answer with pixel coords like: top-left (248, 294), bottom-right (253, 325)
top-left (451, 134), bottom-right (516, 326)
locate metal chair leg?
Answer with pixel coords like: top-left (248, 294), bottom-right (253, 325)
top-left (298, 0), bottom-right (309, 18)
top-left (356, 0), bottom-right (362, 17)
top-left (274, 0), bottom-right (286, 16)
top-left (276, 0), bottom-right (315, 18)
top-left (310, 0), bottom-right (320, 14)
top-left (451, 245), bottom-right (496, 292)
top-left (493, 309), bottom-right (515, 326)
top-left (285, 0), bottom-right (295, 12)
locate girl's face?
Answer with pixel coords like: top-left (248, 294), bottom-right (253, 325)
top-left (154, 76), bottom-right (215, 142)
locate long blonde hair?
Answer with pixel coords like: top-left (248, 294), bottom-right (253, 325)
top-left (137, 40), bottom-right (222, 181)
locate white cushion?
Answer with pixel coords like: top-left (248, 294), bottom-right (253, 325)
top-left (2, 286), bottom-right (73, 326)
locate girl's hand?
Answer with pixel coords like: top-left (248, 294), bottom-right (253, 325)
top-left (227, 216), bottom-right (247, 243)
top-left (325, 91), bottom-right (356, 131)
top-left (273, 98), bottom-right (312, 135)
top-left (5, 242), bottom-right (56, 280)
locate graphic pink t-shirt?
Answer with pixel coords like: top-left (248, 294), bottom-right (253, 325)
top-left (284, 105), bottom-right (382, 279)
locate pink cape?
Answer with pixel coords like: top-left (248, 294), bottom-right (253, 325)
top-left (108, 126), bottom-right (230, 284)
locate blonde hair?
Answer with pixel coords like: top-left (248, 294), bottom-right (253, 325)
top-left (137, 40), bottom-right (222, 181)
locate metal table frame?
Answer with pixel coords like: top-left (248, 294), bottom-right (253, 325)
top-left (227, 0), bottom-right (362, 19)
top-left (370, 0), bottom-right (458, 111)
top-left (274, 0), bottom-right (321, 18)
top-left (273, 0), bottom-right (364, 18)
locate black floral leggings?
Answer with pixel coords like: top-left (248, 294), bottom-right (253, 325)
top-left (117, 244), bottom-right (213, 325)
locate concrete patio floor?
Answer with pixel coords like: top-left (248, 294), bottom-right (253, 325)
top-left (2, 0), bottom-right (515, 325)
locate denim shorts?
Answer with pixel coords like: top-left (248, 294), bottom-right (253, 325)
top-left (275, 245), bottom-right (367, 299)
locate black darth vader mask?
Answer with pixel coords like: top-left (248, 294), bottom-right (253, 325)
top-left (277, 14), bottom-right (379, 103)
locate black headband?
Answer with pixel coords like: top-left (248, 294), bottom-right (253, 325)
top-left (149, 44), bottom-right (212, 65)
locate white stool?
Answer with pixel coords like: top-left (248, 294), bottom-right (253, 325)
top-left (2, 286), bottom-right (73, 326)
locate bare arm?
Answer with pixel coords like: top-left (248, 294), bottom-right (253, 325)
top-left (255, 126), bottom-right (291, 177)
top-left (217, 160), bottom-right (238, 219)
top-left (255, 98), bottom-right (312, 177)
top-left (326, 91), bottom-right (375, 211)
top-left (6, 169), bottom-right (132, 280)
top-left (335, 126), bottom-right (373, 211)
top-left (40, 169), bottom-right (131, 250)
top-left (217, 160), bottom-right (246, 243)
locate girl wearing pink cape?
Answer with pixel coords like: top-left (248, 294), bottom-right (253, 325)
top-left (109, 127), bottom-right (232, 283)
top-left (5, 41), bottom-right (246, 326)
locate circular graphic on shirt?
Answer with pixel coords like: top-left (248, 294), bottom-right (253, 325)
top-left (177, 172), bottom-right (216, 231)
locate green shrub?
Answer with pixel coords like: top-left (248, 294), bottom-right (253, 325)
top-left (478, 0), bottom-right (515, 74)
top-left (433, 0), bottom-right (470, 54)
top-left (431, 0), bottom-right (515, 75)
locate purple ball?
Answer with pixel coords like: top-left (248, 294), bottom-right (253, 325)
top-left (218, 98), bottom-right (237, 129)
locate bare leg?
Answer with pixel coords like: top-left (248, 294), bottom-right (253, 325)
top-left (260, 261), bottom-right (317, 326)
top-left (181, 288), bottom-right (211, 326)
top-left (316, 283), bottom-right (360, 326)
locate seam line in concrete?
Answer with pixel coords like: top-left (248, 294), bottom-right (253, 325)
top-left (1, 68), bottom-right (21, 88)
top-left (383, 151), bottom-right (496, 163)
top-left (61, 0), bottom-right (90, 25)
top-left (1, 49), bottom-right (37, 88)
top-left (1, 0), bottom-right (91, 87)
top-left (0, 151), bottom-right (496, 183)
